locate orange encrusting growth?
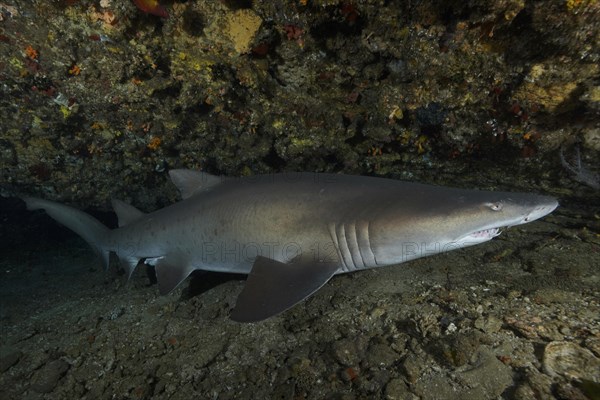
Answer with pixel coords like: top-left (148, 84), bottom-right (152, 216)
top-left (132, 0), bottom-right (169, 18)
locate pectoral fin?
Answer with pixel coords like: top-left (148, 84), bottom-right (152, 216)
top-left (230, 256), bottom-right (339, 323)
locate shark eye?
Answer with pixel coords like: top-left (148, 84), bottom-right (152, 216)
top-left (487, 202), bottom-right (503, 211)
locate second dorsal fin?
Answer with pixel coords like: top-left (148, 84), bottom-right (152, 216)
top-left (168, 169), bottom-right (222, 199)
top-left (111, 199), bottom-right (145, 227)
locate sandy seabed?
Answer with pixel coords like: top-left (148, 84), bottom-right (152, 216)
top-left (1, 197), bottom-right (599, 400)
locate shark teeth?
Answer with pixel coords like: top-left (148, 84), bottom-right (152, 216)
top-left (454, 227), bottom-right (502, 247)
top-left (470, 227), bottom-right (501, 238)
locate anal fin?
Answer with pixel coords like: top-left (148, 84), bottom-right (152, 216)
top-left (230, 256), bottom-right (339, 323)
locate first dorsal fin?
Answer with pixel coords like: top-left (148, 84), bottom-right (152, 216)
top-left (111, 198), bottom-right (145, 227)
top-left (168, 169), bottom-right (222, 199)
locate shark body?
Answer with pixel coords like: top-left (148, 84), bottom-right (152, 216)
top-left (23, 171), bottom-right (558, 322)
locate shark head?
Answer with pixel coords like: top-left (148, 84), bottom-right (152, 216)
top-left (448, 192), bottom-right (558, 246)
top-left (368, 187), bottom-right (558, 266)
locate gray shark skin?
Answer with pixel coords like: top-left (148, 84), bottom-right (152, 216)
top-left (22, 171), bottom-right (558, 322)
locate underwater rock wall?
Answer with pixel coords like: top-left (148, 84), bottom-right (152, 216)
top-left (0, 0), bottom-right (598, 207)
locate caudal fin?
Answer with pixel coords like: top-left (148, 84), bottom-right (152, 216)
top-left (22, 197), bottom-right (111, 269)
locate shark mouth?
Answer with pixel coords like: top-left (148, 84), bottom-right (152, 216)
top-left (456, 227), bottom-right (503, 246)
top-left (469, 227), bottom-right (502, 239)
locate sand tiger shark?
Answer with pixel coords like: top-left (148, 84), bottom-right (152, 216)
top-left (22, 170), bottom-right (558, 322)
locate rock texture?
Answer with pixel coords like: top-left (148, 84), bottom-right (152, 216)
top-left (1, 1), bottom-right (599, 399)
top-left (0, 0), bottom-right (598, 208)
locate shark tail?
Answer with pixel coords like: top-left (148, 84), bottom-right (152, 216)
top-left (22, 197), bottom-right (111, 270)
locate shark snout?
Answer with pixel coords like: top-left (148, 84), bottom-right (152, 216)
top-left (515, 196), bottom-right (558, 226)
